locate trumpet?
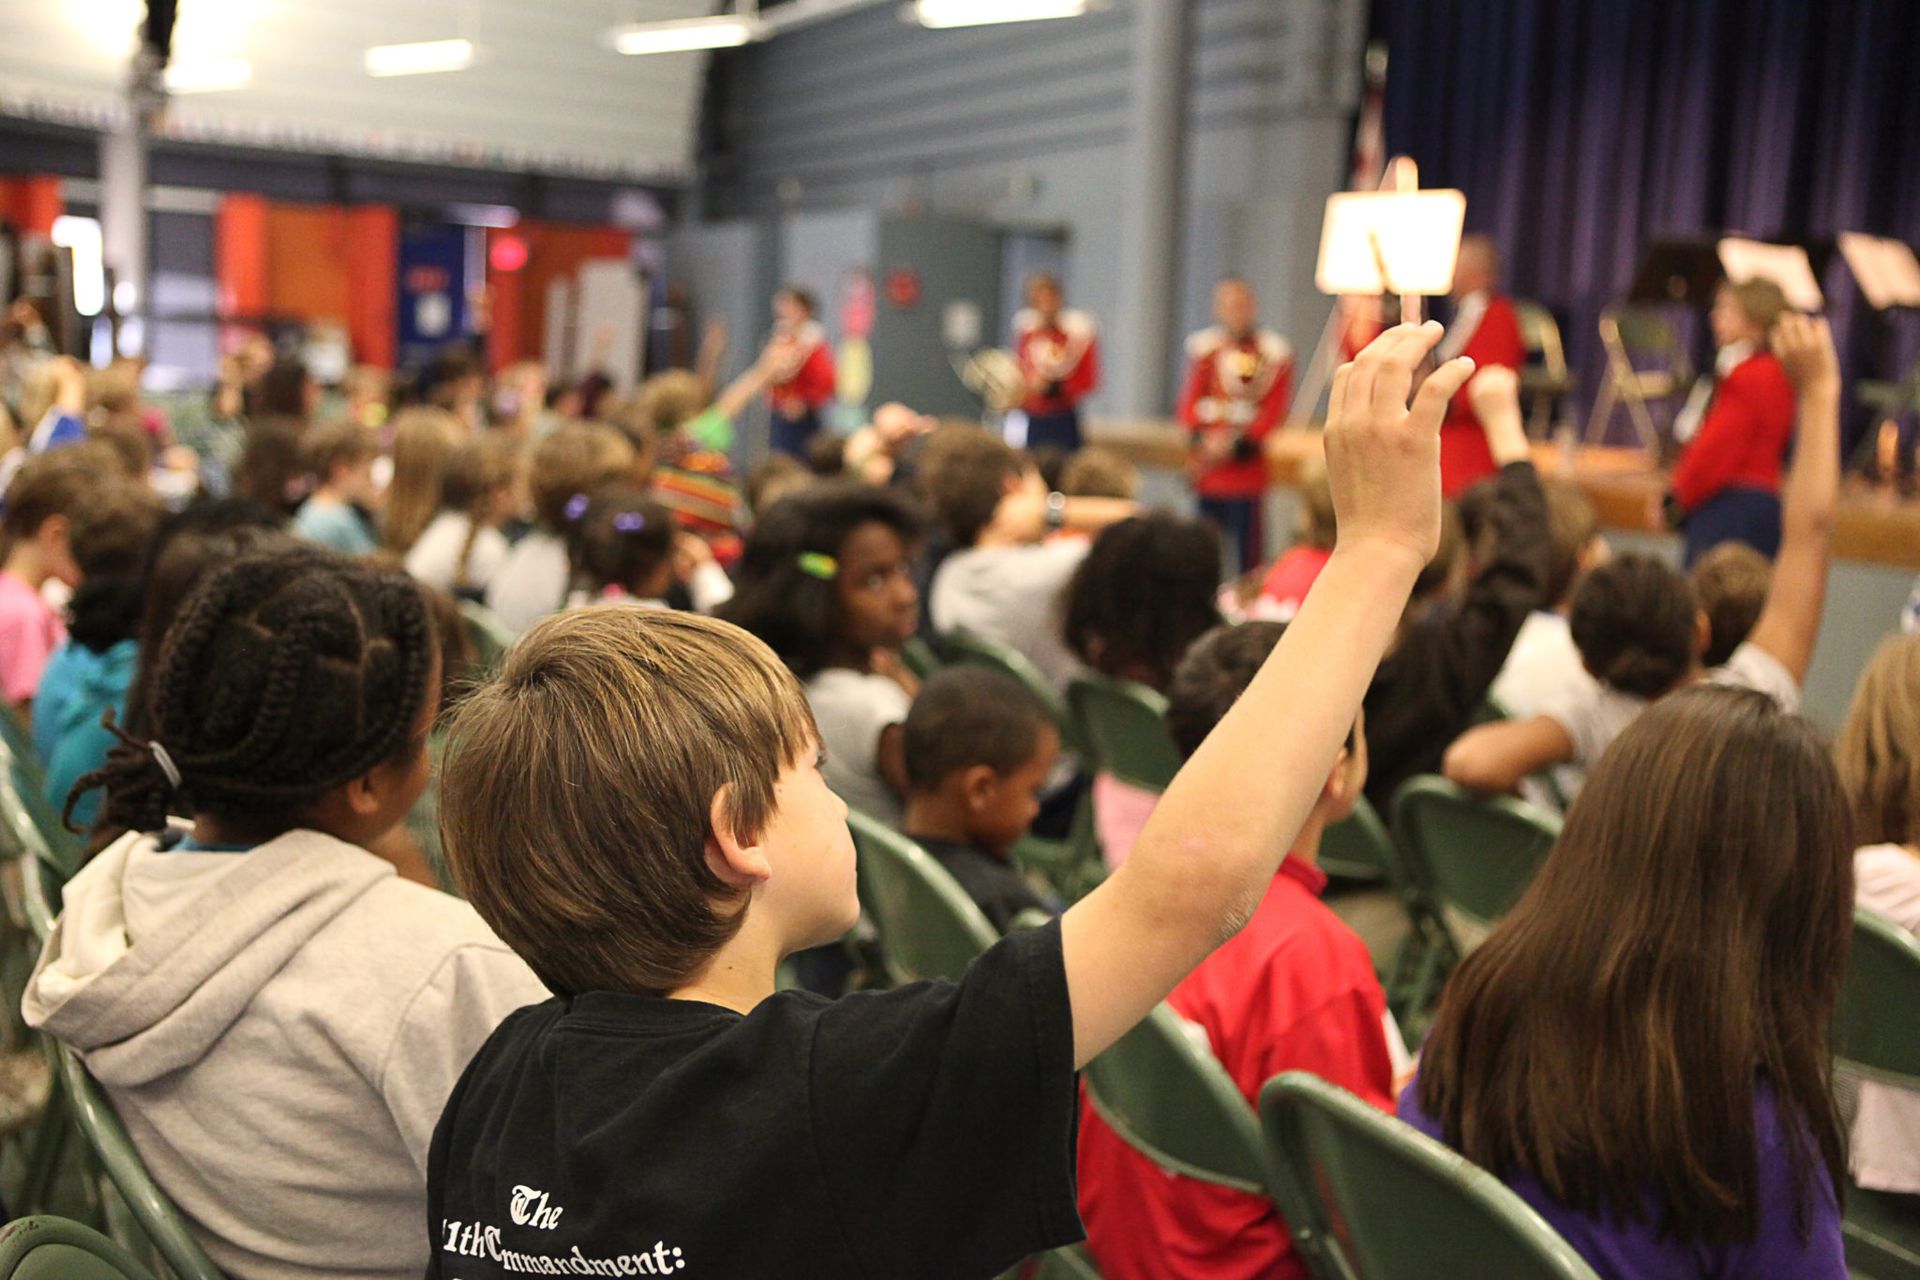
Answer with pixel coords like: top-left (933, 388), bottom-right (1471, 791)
top-left (955, 347), bottom-right (1026, 414)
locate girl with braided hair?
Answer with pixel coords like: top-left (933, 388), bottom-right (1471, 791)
top-left (22, 546), bottom-right (546, 1280)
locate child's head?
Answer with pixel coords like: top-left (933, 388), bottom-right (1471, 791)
top-left (1541, 479), bottom-right (1603, 609)
top-left (774, 287), bottom-right (818, 328)
top-left (301, 420), bottom-right (381, 506)
top-left (719, 481), bottom-right (922, 679)
top-left (75, 548), bottom-right (441, 846)
top-left (904, 667), bottom-right (1059, 857)
top-left (382, 407), bottom-right (464, 555)
top-left (441, 607), bottom-right (845, 996)
top-left (1711, 277), bottom-right (1789, 349)
top-left (567, 486), bottom-right (676, 600)
top-left (1418, 686), bottom-right (1848, 1246)
top-left (1166, 621), bottom-right (1365, 818)
top-left (745, 454), bottom-right (813, 518)
top-left (1064, 512), bottom-right (1222, 691)
top-left (63, 477), bottom-right (166, 655)
top-left (234, 418), bottom-right (309, 516)
top-left (1294, 459), bottom-right (1337, 551)
top-left (1025, 271), bottom-right (1063, 317)
top-left (529, 421), bottom-right (637, 532)
top-left (1059, 446), bottom-right (1139, 501)
top-left (918, 425), bottom-right (1026, 549)
top-left (1835, 632), bottom-right (1920, 850)
top-left (2, 446), bottom-right (109, 585)
top-left (1689, 542), bottom-right (1770, 668)
top-left (441, 432), bottom-right (525, 528)
top-left (1569, 554), bottom-right (1701, 697)
top-left (632, 370), bottom-right (708, 439)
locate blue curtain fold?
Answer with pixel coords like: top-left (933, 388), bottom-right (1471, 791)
top-left (1380, 0), bottom-right (1920, 453)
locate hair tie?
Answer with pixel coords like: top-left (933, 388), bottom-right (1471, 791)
top-left (564, 493), bottom-right (590, 522)
top-left (612, 512), bottom-right (647, 533)
top-left (797, 552), bottom-right (838, 581)
top-left (149, 741), bottom-right (182, 791)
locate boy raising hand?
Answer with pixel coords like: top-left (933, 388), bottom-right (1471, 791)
top-left (426, 325), bottom-right (1474, 1278)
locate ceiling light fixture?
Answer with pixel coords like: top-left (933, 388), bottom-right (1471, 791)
top-left (162, 57), bottom-right (253, 93)
top-left (606, 14), bottom-right (761, 56)
top-left (910, 0), bottom-right (1091, 29)
top-left (364, 37), bottom-right (476, 77)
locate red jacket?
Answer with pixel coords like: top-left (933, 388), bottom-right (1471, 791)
top-left (1670, 350), bottom-right (1796, 512)
top-left (1015, 309), bottom-right (1099, 417)
top-left (1440, 293), bottom-right (1527, 497)
top-left (1077, 857), bottom-right (1395, 1280)
top-left (1178, 326), bottom-right (1293, 498)
top-left (767, 321), bottom-right (836, 417)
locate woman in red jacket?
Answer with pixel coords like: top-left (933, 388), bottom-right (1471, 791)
top-left (1669, 278), bottom-right (1797, 566)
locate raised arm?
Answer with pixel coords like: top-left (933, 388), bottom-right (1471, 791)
top-left (1443, 715), bottom-right (1575, 794)
top-left (1744, 315), bottom-right (1840, 685)
top-left (1059, 323), bottom-right (1475, 1068)
top-left (709, 347), bottom-right (783, 425)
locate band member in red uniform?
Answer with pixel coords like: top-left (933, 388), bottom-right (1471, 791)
top-left (1434, 235), bottom-right (1528, 496)
top-left (1178, 278), bottom-right (1292, 574)
top-left (1012, 272), bottom-right (1099, 452)
top-left (763, 286), bottom-right (836, 458)
top-left (1667, 278), bottom-right (1796, 566)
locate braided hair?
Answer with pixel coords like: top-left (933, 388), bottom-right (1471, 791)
top-left (69, 547), bottom-right (439, 837)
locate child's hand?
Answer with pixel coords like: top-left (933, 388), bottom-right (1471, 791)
top-left (1465, 365), bottom-right (1529, 465)
top-left (871, 647), bottom-right (920, 698)
top-left (1324, 322), bottom-right (1475, 568)
top-left (672, 532), bottom-right (716, 583)
top-left (1772, 313), bottom-right (1839, 397)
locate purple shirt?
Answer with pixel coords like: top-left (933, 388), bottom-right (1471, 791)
top-left (1399, 1078), bottom-right (1845, 1279)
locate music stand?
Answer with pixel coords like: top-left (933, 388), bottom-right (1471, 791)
top-left (1838, 233), bottom-right (1920, 312)
top-left (1717, 238), bottom-right (1824, 311)
top-left (1626, 241), bottom-right (1723, 308)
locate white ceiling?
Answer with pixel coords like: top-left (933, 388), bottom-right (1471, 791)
top-left (0, 0), bottom-right (723, 180)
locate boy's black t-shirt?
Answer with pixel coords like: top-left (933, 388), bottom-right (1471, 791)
top-left (425, 919), bottom-right (1082, 1279)
top-left (913, 835), bottom-right (1055, 934)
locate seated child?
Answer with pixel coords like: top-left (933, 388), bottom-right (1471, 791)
top-left (901, 666), bottom-right (1063, 932)
top-left (1444, 312), bottom-right (1841, 795)
top-left (291, 421), bottom-right (381, 556)
top-left (1255, 458), bottom-right (1337, 620)
top-left (1690, 539), bottom-right (1772, 667)
top-left (405, 433), bottom-right (524, 598)
top-left (32, 476), bottom-right (164, 828)
top-left (921, 425), bottom-right (1135, 692)
top-left (1406, 686), bottom-right (1849, 1277)
top-left (564, 486), bottom-right (733, 614)
top-left (380, 407), bottom-right (465, 562)
top-left (1487, 478), bottom-right (1606, 719)
top-left (1834, 633), bottom-right (1920, 1199)
top-left (23, 548), bottom-right (547, 1280)
top-left (720, 481), bottom-right (921, 827)
top-left (423, 321), bottom-right (1477, 1279)
top-left (1, 446), bottom-right (104, 715)
top-left (1079, 620), bottom-right (1402, 1280)
top-left (486, 422), bottom-right (635, 635)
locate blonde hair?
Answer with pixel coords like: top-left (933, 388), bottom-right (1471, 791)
top-left (1297, 458), bottom-right (1336, 549)
top-left (1725, 278), bottom-right (1790, 333)
top-left (633, 370), bottom-right (709, 438)
top-left (439, 607), bottom-right (818, 996)
top-left (529, 421), bottom-right (636, 530)
top-left (1835, 633), bottom-right (1920, 850)
top-left (1059, 446), bottom-right (1139, 500)
top-left (381, 407), bottom-right (464, 556)
top-left (441, 433), bottom-right (524, 591)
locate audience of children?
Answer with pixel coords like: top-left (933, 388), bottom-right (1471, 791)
top-left (485, 421), bottom-right (635, 634)
top-left (378, 407), bottom-right (466, 563)
top-left (1690, 538), bottom-right (1773, 667)
top-left (900, 666), bottom-right (1063, 931)
top-left (562, 485), bottom-right (734, 614)
top-left (403, 432), bottom-right (523, 598)
top-left (291, 420), bottom-right (382, 556)
top-left (1080, 620), bottom-right (1405, 1280)
top-left (0, 446), bottom-right (103, 713)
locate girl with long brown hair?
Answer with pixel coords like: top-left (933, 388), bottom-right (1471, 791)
top-left (379, 407), bottom-right (464, 561)
top-left (1405, 685), bottom-right (1850, 1277)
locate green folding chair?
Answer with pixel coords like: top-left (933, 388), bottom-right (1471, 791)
top-left (457, 600), bottom-right (516, 671)
top-left (1081, 1003), bottom-right (1266, 1195)
top-left (847, 811), bottom-right (1001, 985)
top-left (1389, 776), bottom-right (1561, 952)
top-left (940, 630), bottom-right (1082, 757)
top-left (1000, 1244), bottom-right (1102, 1280)
top-left (0, 1217), bottom-right (159, 1280)
top-left (1067, 675), bottom-right (1182, 793)
top-left (1319, 796), bottom-right (1393, 883)
top-left (1834, 908), bottom-right (1920, 1279)
top-left (0, 739), bottom-right (75, 943)
top-left (47, 1043), bottom-right (224, 1280)
top-left (1321, 796), bottom-right (1451, 1028)
top-left (900, 635), bottom-right (943, 681)
top-left (1259, 1072), bottom-right (1601, 1280)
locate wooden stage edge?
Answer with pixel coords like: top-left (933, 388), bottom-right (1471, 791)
top-left (1084, 418), bottom-right (1920, 573)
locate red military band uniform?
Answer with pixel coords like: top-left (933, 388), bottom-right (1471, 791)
top-left (1669, 350), bottom-right (1795, 513)
top-left (1178, 325), bottom-right (1293, 498)
top-left (767, 320), bottom-right (836, 419)
top-left (1013, 309), bottom-right (1100, 417)
top-left (1439, 293), bottom-right (1527, 496)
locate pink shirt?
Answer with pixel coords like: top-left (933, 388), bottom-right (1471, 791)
top-left (0, 571), bottom-right (65, 705)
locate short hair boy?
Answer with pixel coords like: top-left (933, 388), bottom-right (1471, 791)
top-left (902, 666), bottom-right (1063, 932)
top-left (292, 421), bottom-right (381, 557)
top-left (1690, 540), bottom-right (1771, 668)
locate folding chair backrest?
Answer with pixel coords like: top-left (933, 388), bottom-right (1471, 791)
top-left (940, 631), bottom-right (1080, 754)
top-left (847, 810), bottom-right (1000, 984)
top-left (1260, 1072), bottom-right (1601, 1280)
top-left (0, 1217), bottom-right (159, 1280)
top-left (1066, 675), bottom-right (1182, 793)
top-left (1513, 300), bottom-right (1567, 378)
top-left (457, 601), bottom-right (516, 671)
top-left (1836, 907), bottom-right (1920, 1089)
top-left (900, 635), bottom-right (943, 681)
top-left (50, 1044), bottom-right (224, 1280)
top-left (1391, 776), bottom-right (1561, 933)
top-left (0, 739), bottom-right (81, 939)
top-left (1081, 1003), bottom-right (1265, 1193)
top-left (1604, 305), bottom-right (1680, 363)
top-left (1318, 796), bottom-right (1394, 883)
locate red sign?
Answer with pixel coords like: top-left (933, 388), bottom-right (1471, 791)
top-left (886, 268), bottom-right (922, 309)
top-left (405, 264), bottom-right (450, 293)
top-left (489, 233), bottom-right (529, 273)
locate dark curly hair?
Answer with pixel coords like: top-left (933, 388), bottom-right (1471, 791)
top-left (1569, 554), bottom-right (1698, 698)
top-left (70, 547), bottom-right (439, 836)
top-left (1064, 512), bottom-right (1222, 692)
top-left (717, 481), bottom-right (921, 680)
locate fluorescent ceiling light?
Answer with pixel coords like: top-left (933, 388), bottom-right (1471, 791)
top-left (364, 38), bottom-right (476, 77)
top-left (51, 216), bottom-right (105, 317)
top-left (606, 15), bottom-right (760, 56)
top-left (163, 57), bottom-right (253, 94)
top-left (912, 0), bottom-right (1090, 28)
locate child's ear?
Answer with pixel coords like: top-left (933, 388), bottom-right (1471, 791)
top-left (704, 783), bottom-right (773, 889)
top-left (35, 513), bottom-right (69, 551)
top-left (1694, 610), bottom-right (1712, 659)
top-left (960, 765), bottom-right (1001, 813)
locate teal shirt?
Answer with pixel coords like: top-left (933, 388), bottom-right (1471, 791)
top-left (32, 638), bottom-right (137, 830)
top-left (293, 498), bottom-right (379, 557)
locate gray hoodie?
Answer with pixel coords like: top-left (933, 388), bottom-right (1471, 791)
top-left (22, 828), bottom-right (548, 1280)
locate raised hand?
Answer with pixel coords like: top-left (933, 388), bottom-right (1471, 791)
top-left (1465, 364), bottom-right (1530, 465)
top-left (1323, 321), bottom-right (1475, 568)
top-left (1771, 313), bottom-right (1839, 396)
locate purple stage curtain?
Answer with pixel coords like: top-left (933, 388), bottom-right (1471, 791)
top-left (1378, 0), bottom-right (1920, 454)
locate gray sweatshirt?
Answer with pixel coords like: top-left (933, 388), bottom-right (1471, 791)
top-left (21, 828), bottom-right (548, 1280)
